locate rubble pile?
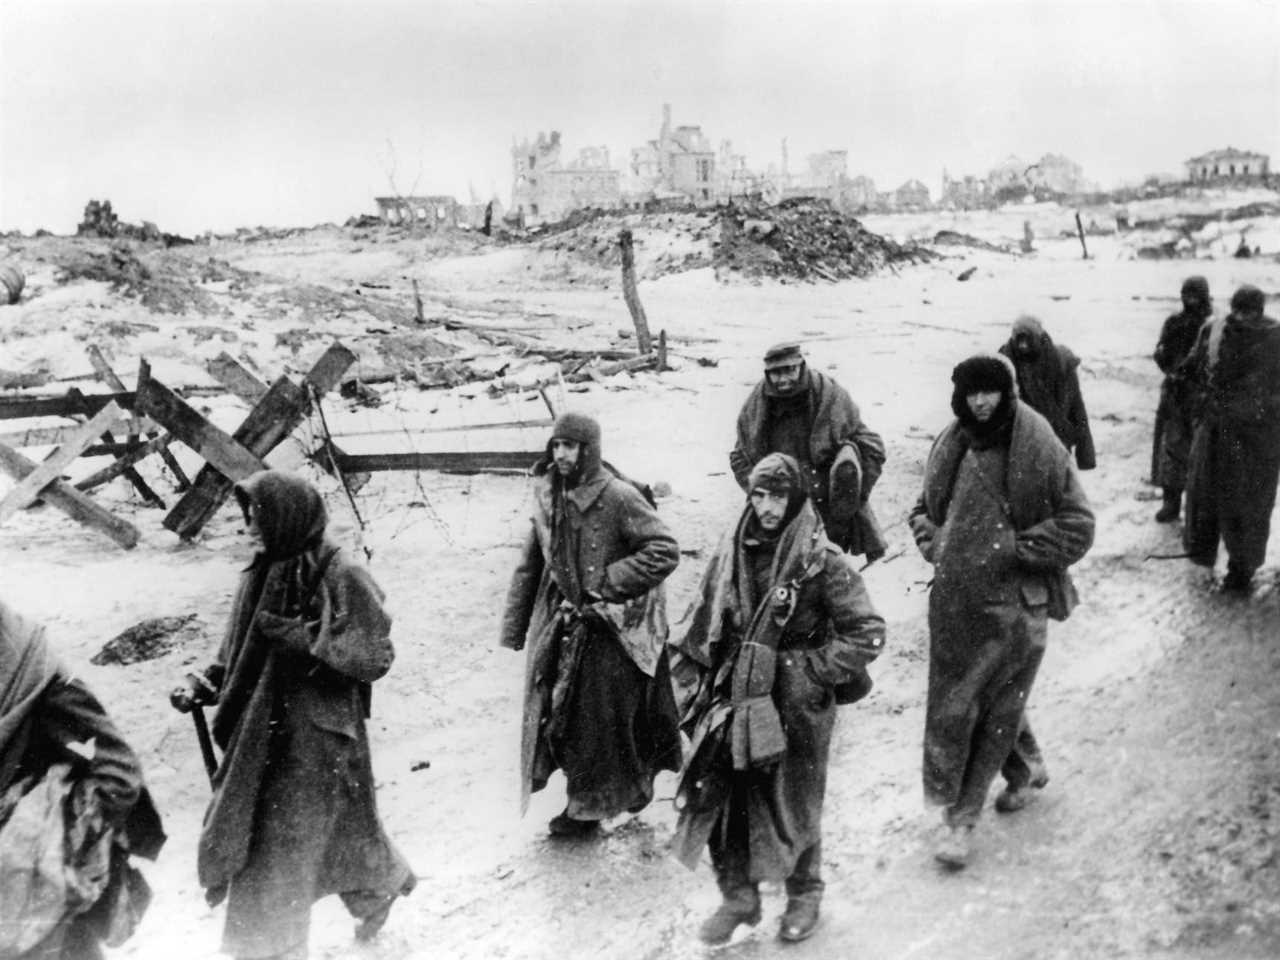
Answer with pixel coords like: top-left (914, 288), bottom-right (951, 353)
top-left (716, 197), bottom-right (938, 281)
top-left (77, 199), bottom-right (194, 247)
top-left (53, 242), bottom-right (225, 315)
top-left (534, 211), bottom-right (715, 280)
top-left (931, 229), bottom-right (1015, 254)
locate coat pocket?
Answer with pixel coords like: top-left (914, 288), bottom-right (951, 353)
top-left (1019, 576), bottom-right (1050, 610)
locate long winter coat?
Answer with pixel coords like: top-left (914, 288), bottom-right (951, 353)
top-left (500, 458), bottom-right (681, 816)
top-left (1182, 311), bottom-right (1280, 570)
top-left (1000, 317), bottom-right (1096, 470)
top-left (909, 401), bottom-right (1094, 810)
top-left (197, 472), bottom-right (412, 958)
top-left (1152, 307), bottom-right (1210, 488)
top-left (671, 498), bottom-right (885, 879)
top-left (730, 369), bottom-right (888, 557)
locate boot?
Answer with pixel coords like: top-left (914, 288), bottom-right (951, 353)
top-left (1154, 488), bottom-right (1181, 523)
top-left (548, 809), bottom-right (601, 839)
top-left (934, 824), bottom-right (973, 870)
top-left (1220, 565), bottom-right (1254, 595)
top-left (778, 898), bottom-right (821, 943)
top-left (698, 890), bottom-right (761, 945)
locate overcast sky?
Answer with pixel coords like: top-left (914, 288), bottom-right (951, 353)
top-left (2, 0), bottom-right (1277, 235)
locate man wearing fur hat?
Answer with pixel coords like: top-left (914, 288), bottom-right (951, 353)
top-left (501, 412), bottom-right (682, 837)
top-left (670, 453), bottom-right (885, 944)
top-left (999, 316), bottom-right (1096, 471)
top-left (1182, 285), bottom-right (1280, 594)
top-left (909, 356), bottom-right (1094, 868)
top-left (1151, 277), bottom-right (1213, 522)
top-left (730, 342), bottom-right (888, 560)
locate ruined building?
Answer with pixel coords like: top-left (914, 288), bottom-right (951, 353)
top-left (894, 179), bottom-right (932, 210)
top-left (511, 131), bottom-right (621, 223)
top-left (375, 195), bottom-right (461, 228)
top-left (1185, 147), bottom-right (1271, 183)
top-left (627, 104), bottom-right (716, 205)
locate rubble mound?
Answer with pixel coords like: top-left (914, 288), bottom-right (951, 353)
top-left (715, 197), bottom-right (938, 281)
top-left (92, 614), bottom-right (202, 665)
top-left (53, 241), bottom-right (229, 315)
top-left (931, 229), bottom-right (1015, 254)
top-left (78, 198), bottom-right (194, 247)
top-left (533, 210), bottom-right (715, 280)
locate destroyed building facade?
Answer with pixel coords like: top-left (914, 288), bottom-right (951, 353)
top-left (627, 104), bottom-right (716, 206)
top-left (1185, 147), bottom-right (1271, 183)
top-left (375, 195), bottom-right (461, 228)
top-left (510, 131), bottom-right (622, 223)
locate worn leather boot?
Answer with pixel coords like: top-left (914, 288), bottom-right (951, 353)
top-left (698, 892), bottom-right (762, 945)
top-left (1154, 488), bottom-right (1181, 523)
top-left (778, 898), bottom-right (821, 943)
top-left (548, 809), bottom-right (601, 839)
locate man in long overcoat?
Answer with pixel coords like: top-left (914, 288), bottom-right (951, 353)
top-left (671, 453), bottom-right (885, 944)
top-left (909, 355), bottom-right (1094, 868)
top-left (500, 412), bottom-right (682, 837)
top-left (999, 316), bottom-right (1096, 471)
top-left (730, 342), bottom-right (888, 560)
top-left (172, 471), bottom-right (414, 960)
top-left (1, 599), bottom-right (164, 960)
top-left (1182, 285), bottom-right (1280, 594)
top-left (1151, 276), bottom-right (1213, 522)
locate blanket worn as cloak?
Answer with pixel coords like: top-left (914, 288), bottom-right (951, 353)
top-left (196, 472), bottom-right (413, 959)
top-left (910, 401), bottom-right (1093, 825)
top-left (671, 497), bottom-right (884, 880)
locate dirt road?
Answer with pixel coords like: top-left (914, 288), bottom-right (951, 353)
top-left (2, 227), bottom-right (1278, 959)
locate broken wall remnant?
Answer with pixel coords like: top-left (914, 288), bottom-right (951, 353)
top-left (375, 195), bottom-right (461, 228)
top-left (511, 131), bottom-right (622, 223)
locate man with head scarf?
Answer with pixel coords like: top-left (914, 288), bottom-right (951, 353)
top-left (1151, 277), bottom-right (1213, 522)
top-left (171, 470), bottom-right (414, 960)
top-left (730, 342), bottom-right (888, 561)
top-left (0, 599), bottom-right (164, 960)
top-left (909, 355), bottom-right (1094, 869)
top-left (1182, 285), bottom-right (1280, 594)
top-left (500, 412), bottom-right (682, 838)
top-left (670, 453), bottom-right (885, 944)
top-left (999, 316), bottom-right (1096, 471)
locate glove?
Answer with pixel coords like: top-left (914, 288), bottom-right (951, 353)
top-left (169, 671), bottom-right (217, 713)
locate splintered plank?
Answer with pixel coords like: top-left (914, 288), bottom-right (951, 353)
top-left (0, 401), bottom-right (125, 523)
top-left (207, 353), bottom-right (269, 405)
top-left (162, 345), bottom-right (357, 539)
top-left (87, 344), bottom-right (190, 490)
top-left (134, 362), bottom-right (267, 481)
top-left (75, 434), bottom-right (175, 492)
top-left (0, 442), bottom-right (139, 549)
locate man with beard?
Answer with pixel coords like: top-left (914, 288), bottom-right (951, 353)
top-left (999, 316), bottom-right (1096, 471)
top-left (671, 453), bottom-right (884, 944)
top-left (909, 356), bottom-right (1094, 869)
top-left (171, 470), bottom-right (415, 960)
top-left (1151, 277), bottom-right (1213, 522)
top-left (1, 600), bottom-right (164, 960)
top-left (1182, 285), bottom-right (1280, 594)
top-left (501, 412), bottom-right (682, 837)
top-left (730, 342), bottom-right (888, 561)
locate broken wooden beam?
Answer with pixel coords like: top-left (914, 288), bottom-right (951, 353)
top-left (330, 450), bottom-right (541, 475)
top-left (0, 386), bottom-right (225, 421)
top-left (0, 442), bottom-right (139, 549)
top-left (0, 418), bottom-right (157, 450)
top-left (75, 434), bottom-right (175, 493)
top-left (207, 353), bottom-right (269, 405)
top-left (160, 342), bottom-right (357, 539)
top-left (0, 402), bottom-right (126, 524)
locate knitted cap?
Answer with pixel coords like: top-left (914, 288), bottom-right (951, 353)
top-left (748, 452), bottom-right (803, 495)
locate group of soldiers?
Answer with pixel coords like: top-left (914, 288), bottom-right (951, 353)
top-left (2, 284), bottom-right (1276, 958)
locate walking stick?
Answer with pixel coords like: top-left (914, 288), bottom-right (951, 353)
top-left (190, 704), bottom-right (218, 785)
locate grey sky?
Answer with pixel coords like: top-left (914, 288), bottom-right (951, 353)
top-left (2, 0), bottom-right (1277, 235)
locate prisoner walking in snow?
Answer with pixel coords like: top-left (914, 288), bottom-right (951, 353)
top-left (909, 356), bottom-right (1094, 868)
top-left (171, 470), bottom-right (414, 960)
top-left (1151, 276), bottom-right (1213, 522)
top-left (1182, 285), bottom-right (1280, 595)
top-left (0, 599), bottom-right (164, 960)
top-left (671, 453), bottom-right (884, 944)
top-left (500, 412), bottom-right (682, 837)
top-left (730, 341), bottom-right (888, 561)
top-left (999, 315), bottom-right (1096, 471)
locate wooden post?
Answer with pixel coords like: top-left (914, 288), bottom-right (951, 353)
top-left (656, 329), bottom-right (668, 372)
top-left (412, 279), bottom-right (426, 324)
top-left (87, 344), bottom-right (190, 490)
top-left (1074, 211), bottom-right (1089, 260)
top-left (67, 385), bottom-right (164, 508)
top-left (618, 229), bottom-right (653, 355)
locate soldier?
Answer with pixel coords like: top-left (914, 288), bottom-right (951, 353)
top-left (1151, 277), bottom-right (1213, 522)
top-left (671, 453), bottom-right (885, 944)
top-left (999, 316), bottom-right (1096, 471)
top-left (1, 599), bottom-right (164, 960)
top-left (172, 470), bottom-right (415, 960)
top-left (1183, 285), bottom-right (1280, 594)
top-left (730, 342), bottom-right (887, 561)
top-left (500, 412), bottom-right (682, 837)
top-left (909, 355), bottom-right (1094, 868)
